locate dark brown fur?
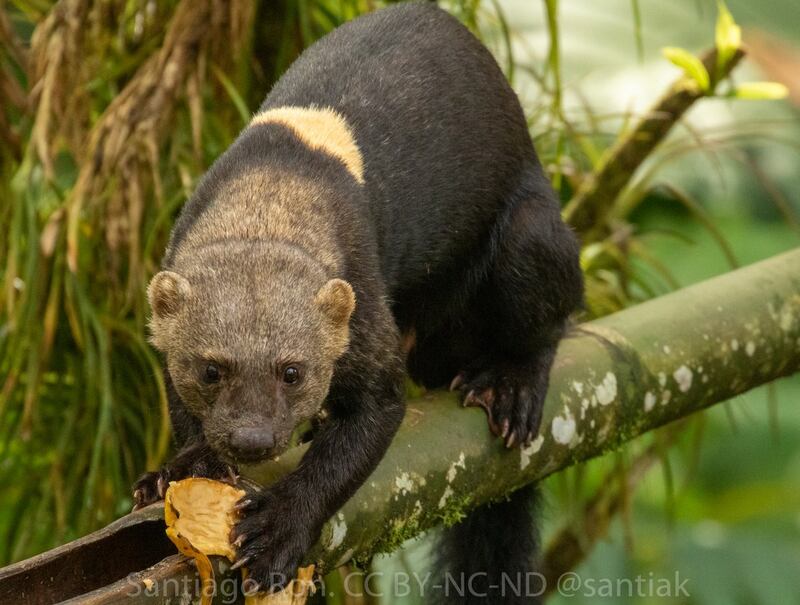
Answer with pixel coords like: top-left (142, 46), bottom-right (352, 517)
top-left (134, 4), bottom-right (583, 602)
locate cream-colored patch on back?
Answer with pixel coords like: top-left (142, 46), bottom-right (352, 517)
top-left (251, 106), bottom-right (365, 184)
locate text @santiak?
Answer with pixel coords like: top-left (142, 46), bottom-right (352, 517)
top-left (125, 570), bottom-right (691, 600)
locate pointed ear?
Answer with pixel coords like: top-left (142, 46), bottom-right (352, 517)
top-left (315, 278), bottom-right (355, 329)
top-left (148, 271), bottom-right (191, 318)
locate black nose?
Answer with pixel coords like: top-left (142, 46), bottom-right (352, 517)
top-left (229, 427), bottom-right (275, 457)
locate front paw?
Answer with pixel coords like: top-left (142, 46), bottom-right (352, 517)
top-left (132, 444), bottom-right (236, 510)
top-left (230, 488), bottom-right (315, 593)
top-left (132, 469), bottom-right (170, 510)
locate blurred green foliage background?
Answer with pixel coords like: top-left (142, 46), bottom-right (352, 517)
top-left (1, 1), bottom-right (798, 603)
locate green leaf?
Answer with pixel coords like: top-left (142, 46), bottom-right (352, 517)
top-left (732, 81), bottom-right (790, 100)
top-left (715, 0), bottom-right (741, 74)
top-left (211, 65), bottom-right (252, 127)
top-left (631, 0), bottom-right (644, 63)
top-left (662, 47), bottom-right (710, 92)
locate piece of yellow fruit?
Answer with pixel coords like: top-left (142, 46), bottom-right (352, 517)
top-left (164, 478), bottom-right (315, 605)
top-left (244, 565), bottom-right (316, 605)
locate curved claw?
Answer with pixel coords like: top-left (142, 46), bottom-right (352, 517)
top-left (464, 389), bottom-right (497, 418)
top-left (230, 555), bottom-right (251, 571)
top-left (505, 431), bottom-right (517, 449)
top-left (156, 475), bottom-right (169, 498)
top-left (461, 389), bottom-right (478, 408)
top-left (131, 490), bottom-right (144, 511)
top-left (233, 533), bottom-right (247, 548)
top-left (449, 372), bottom-right (466, 392)
top-left (225, 465), bottom-right (240, 484)
top-left (234, 498), bottom-right (256, 512)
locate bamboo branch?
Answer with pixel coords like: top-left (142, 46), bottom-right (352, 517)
top-left (563, 47), bottom-right (745, 239)
top-left (2, 249), bottom-right (799, 603)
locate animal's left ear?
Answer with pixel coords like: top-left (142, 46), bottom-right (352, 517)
top-left (315, 278), bottom-right (356, 328)
top-left (314, 279), bottom-right (356, 359)
top-left (315, 279), bottom-right (355, 356)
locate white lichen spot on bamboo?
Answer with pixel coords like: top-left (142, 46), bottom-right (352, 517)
top-left (328, 513), bottom-right (347, 550)
top-left (395, 472), bottom-right (414, 496)
top-left (731, 339), bottom-right (739, 351)
top-left (595, 372), bottom-right (617, 406)
top-left (745, 320), bottom-right (761, 336)
top-left (779, 303), bottom-right (795, 332)
top-left (658, 372), bottom-right (667, 387)
top-left (746, 341), bottom-right (756, 357)
top-left (520, 434), bottom-right (544, 470)
top-left (644, 391), bottom-right (657, 412)
top-left (661, 390), bottom-right (672, 405)
top-left (552, 409), bottom-right (577, 445)
top-left (674, 365), bottom-right (693, 392)
top-left (663, 345), bottom-right (671, 354)
top-left (446, 452), bottom-right (466, 483)
top-left (597, 420), bottom-right (612, 443)
top-left (572, 381), bottom-right (584, 395)
top-left (438, 485), bottom-right (454, 509)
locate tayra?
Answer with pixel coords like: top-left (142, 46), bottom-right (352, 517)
top-left (134, 3), bottom-right (583, 603)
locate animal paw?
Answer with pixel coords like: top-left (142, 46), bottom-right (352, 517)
top-left (132, 469), bottom-right (171, 510)
top-left (450, 362), bottom-right (544, 448)
top-left (131, 442), bottom-right (235, 510)
top-left (230, 486), bottom-right (315, 593)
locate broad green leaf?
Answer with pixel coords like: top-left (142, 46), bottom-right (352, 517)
top-left (662, 47), bottom-right (710, 92)
top-left (733, 81), bottom-right (790, 100)
top-left (715, 0), bottom-right (741, 74)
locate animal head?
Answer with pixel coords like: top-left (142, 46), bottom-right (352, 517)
top-left (147, 244), bottom-right (355, 464)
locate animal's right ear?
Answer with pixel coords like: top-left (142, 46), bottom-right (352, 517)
top-left (148, 271), bottom-right (191, 318)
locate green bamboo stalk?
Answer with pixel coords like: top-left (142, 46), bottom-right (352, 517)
top-left (3, 249), bottom-right (799, 603)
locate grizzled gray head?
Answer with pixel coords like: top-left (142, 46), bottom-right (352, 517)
top-left (147, 242), bottom-right (355, 464)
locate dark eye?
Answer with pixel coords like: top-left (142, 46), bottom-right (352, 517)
top-left (282, 366), bottom-right (300, 385)
top-left (203, 363), bottom-right (221, 384)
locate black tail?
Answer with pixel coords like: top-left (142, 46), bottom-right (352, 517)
top-left (434, 483), bottom-right (542, 605)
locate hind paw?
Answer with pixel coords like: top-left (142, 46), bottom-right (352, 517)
top-left (450, 362), bottom-right (544, 448)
